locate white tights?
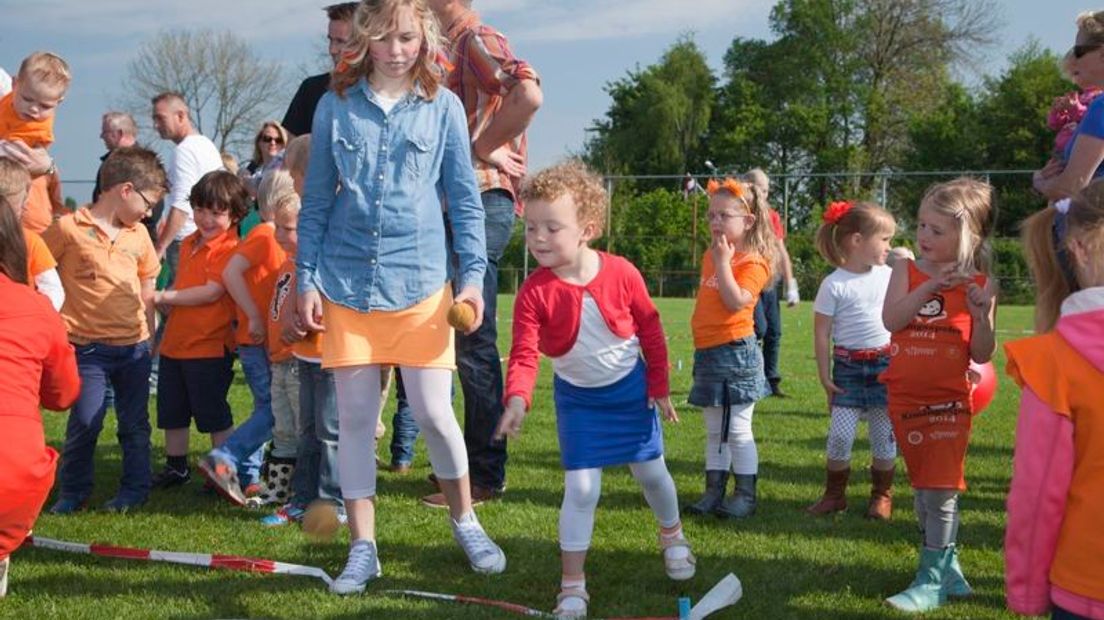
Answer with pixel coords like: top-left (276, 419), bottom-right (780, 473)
top-left (334, 365), bottom-right (466, 499)
top-left (703, 403), bottom-right (758, 475)
top-left (559, 457), bottom-right (681, 552)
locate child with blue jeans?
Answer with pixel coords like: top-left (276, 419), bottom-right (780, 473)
top-left (44, 147), bottom-right (165, 513)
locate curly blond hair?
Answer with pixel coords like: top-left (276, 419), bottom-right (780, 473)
top-left (520, 160), bottom-right (608, 236)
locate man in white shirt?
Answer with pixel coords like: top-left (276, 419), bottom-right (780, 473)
top-left (151, 91), bottom-right (223, 270)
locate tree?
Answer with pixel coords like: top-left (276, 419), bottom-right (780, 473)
top-left (585, 36), bottom-right (715, 183)
top-left (122, 29), bottom-right (287, 153)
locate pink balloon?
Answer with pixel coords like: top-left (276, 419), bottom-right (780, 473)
top-left (969, 361), bottom-right (997, 414)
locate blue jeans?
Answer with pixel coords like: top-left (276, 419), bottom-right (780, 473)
top-left (210, 344), bottom-right (271, 487)
top-left (291, 359), bottom-right (341, 504)
top-left (454, 189), bottom-right (514, 491)
top-left (753, 282), bottom-right (782, 385)
top-left (388, 369), bottom-right (420, 466)
top-left (58, 341), bottom-right (153, 503)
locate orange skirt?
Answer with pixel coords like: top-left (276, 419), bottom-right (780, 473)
top-left (321, 285), bottom-right (456, 370)
top-left (0, 415), bottom-right (57, 558)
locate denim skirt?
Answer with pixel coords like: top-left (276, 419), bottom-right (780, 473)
top-left (831, 354), bottom-right (889, 408)
top-left (688, 335), bottom-right (770, 407)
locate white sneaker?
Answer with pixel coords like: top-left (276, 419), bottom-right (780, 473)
top-left (330, 539), bottom-right (381, 595)
top-left (451, 512), bottom-right (506, 574)
top-left (1, 556), bottom-right (8, 597)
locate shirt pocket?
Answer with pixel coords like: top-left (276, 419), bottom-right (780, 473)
top-left (332, 135), bottom-right (364, 183)
top-left (402, 131), bottom-right (435, 183)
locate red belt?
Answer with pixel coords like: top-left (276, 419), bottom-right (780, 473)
top-left (834, 345), bottom-right (890, 361)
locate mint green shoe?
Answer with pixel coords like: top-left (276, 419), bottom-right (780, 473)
top-left (885, 546), bottom-right (952, 613)
top-left (942, 544), bottom-right (972, 598)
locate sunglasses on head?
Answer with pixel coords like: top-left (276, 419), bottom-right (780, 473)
top-left (1073, 43), bottom-right (1102, 59)
top-left (259, 135), bottom-right (283, 144)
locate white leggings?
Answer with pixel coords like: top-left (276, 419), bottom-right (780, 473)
top-left (559, 457), bottom-right (681, 552)
top-left (703, 403), bottom-right (757, 475)
top-left (825, 406), bottom-right (897, 462)
top-left (334, 365), bottom-right (467, 499)
top-left (914, 489), bottom-right (960, 549)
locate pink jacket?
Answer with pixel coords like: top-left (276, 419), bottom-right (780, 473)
top-left (1005, 287), bottom-right (1104, 618)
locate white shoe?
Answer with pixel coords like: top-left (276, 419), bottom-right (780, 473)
top-left (451, 511), bottom-right (506, 574)
top-left (661, 532), bottom-right (696, 581)
top-left (330, 539), bottom-right (381, 595)
top-left (0, 556), bottom-right (8, 597)
top-left (554, 586), bottom-right (589, 619)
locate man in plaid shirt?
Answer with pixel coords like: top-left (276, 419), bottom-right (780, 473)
top-left (424, 0), bottom-right (543, 508)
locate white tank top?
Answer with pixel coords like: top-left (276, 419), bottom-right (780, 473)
top-left (552, 294), bottom-right (640, 388)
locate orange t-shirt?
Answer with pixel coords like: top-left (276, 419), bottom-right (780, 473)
top-left (2, 92), bottom-right (57, 234)
top-left (691, 251), bottom-right (771, 349)
top-left (41, 208), bottom-right (160, 345)
top-left (24, 227), bottom-right (56, 282)
top-left (231, 223), bottom-right (286, 346)
top-left (267, 259), bottom-right (295, 363)
top-left (1006, 330), bottom-right (1104, 602)
top-left (160, 229), bottom-right (239, 359)
top-left (880, 260), bottom-right (984, 490)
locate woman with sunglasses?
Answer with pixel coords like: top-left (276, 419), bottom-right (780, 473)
top-left (240, 122), bottom-right (289, 236)
top-left (1035, 11), bottom-right (1104, 201)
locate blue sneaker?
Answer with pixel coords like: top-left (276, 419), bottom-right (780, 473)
top-left (260, 503), bottom-right (306, 527)
top-left (48, 496), bottom-right (87, 515)
top-left (102, 496), bottom-right (146, 514)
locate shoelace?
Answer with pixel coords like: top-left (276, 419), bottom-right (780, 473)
top-left (454, 521), bottom-right (496, 562)
top-left (339, 543), bottom-right (377, 579)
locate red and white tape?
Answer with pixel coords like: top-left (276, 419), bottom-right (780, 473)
top-left (22, 536), bottom-right (334, 586)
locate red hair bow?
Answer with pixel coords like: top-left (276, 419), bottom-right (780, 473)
top-left (823, 201), bottom-right (853, 224)
top-left (706, 178), bottom-right (745, 198)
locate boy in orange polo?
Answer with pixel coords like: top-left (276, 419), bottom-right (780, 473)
top-left (41, 146), bottom-right (165, 514)
top-left (198, 171), bottom-right (290, 505)
top-left (0, 158), bottom-right (64, 309)
top-left (0, 52), bottom-right (70, 233)
top-left (151, 171), bottom-right (249, 489)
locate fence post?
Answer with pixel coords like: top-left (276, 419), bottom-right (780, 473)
top-left (606, 177), bottom-right (615, 252)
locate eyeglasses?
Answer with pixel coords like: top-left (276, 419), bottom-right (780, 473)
top-left (1073, 44), bottom-right (1102, 59)
top-left (134, 187), bottom-right (157, 212)
top-left (259, 135), bottom-right (283, 144)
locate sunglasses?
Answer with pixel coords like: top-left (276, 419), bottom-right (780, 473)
top-left (1073, 44), bottom-right (1102, 59)
top-left (259, 135), bottom-right (283, 144)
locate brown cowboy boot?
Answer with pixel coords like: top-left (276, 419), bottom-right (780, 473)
top-left (866, 466), bottom-right (894, 520)
top-left (806, 467), bottom-right (850, 515)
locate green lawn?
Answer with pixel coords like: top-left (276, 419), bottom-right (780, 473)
top-left (6, 297), bottom-right (1033, 619)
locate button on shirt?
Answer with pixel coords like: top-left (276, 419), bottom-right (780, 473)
top-left (296, 79), bottom-right (486, 312)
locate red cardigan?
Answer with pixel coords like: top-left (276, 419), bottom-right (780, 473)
top-left (505, 252), bottom-right (669, 408)
top-left (0, 272), bottom-right (80, 417)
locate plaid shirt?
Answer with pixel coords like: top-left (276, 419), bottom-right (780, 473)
top-left (444, 12), bottom-right (539, 213)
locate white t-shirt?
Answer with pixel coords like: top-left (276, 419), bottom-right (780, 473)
top-left (376, 93), bottom-right (402, 115)
top-left (0, 68), bottom-right (11, 96)
top-left (163, 133), bottom-right (224, 241)
top-left (813, 265), bottom-right (892, 350)
top-left (552, 294), bottom-right (640, 388)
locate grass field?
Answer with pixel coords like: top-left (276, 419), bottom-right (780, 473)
top-left (5, 297), bottom-right (1034, 619)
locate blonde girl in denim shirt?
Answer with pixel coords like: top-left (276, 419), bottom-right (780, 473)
top-left (685, 178), bottom-right (776, 519)
top-left (295, 0), bottom-right (504, 594)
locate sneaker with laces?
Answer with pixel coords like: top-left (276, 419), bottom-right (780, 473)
top-left (260, 503), bottom-right (306, 527)
top-left (330, 539), bottom-right (381, 595)
top-left (151, 465), bottom-right (191, 489)
top-left (450, 511), bottom-right (506, 574)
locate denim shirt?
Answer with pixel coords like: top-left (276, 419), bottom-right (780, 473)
top-left (296, 78), bottom-right (486, 312)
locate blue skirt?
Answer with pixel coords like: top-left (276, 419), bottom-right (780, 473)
top-left (553, 360), bottom-right (664, 470)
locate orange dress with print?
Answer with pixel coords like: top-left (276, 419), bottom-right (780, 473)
top-left (879, 260), bottom-right (985, 491)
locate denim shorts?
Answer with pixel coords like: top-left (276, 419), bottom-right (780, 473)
top-left (689, 336), bottom-right (770, 407)
top-left (831, 353), bottom-right (889, 408)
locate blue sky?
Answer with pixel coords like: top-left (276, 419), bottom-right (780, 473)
top-left (0, 0), bottom-right (1090, 203)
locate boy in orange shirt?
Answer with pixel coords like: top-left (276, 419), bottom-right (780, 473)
top-left (0, 52), bottom-right (70, 233)
top-left (198, 171), bottom-right (290, 505)
top-left (42, 147), bottom-right (165, 514)
top-left (0, 158), bottom-right (63, 309)
top-left (151, 171), bottom-right (249, 489)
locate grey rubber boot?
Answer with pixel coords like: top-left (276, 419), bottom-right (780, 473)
top-left (717, 474), bottom-right (757, 518)
top-left (684, 470), bottom-right (729, 515)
